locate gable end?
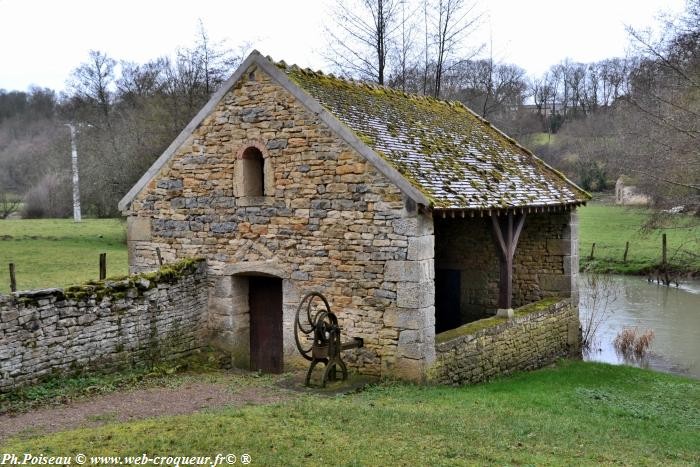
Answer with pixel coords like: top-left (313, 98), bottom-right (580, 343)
top-left (118, 51), bottom-right (431, 212)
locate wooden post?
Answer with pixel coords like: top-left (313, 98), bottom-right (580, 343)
top-left (9, 263), bottom-right (16, 292)
top-left (589, 243), bottom-right (596, 260)
top-left (623, 241), bottom-right (629, 263)
top-left (99, 253), bottom-right (107, 280)
top-left (661, 234), bottom-right (667, 266)
top-left (155, 247), bottom-right (163, 266)
top-left (661, 234), bottom-right (669, 286)
top-left (491, 212), bottom-right (526, 312)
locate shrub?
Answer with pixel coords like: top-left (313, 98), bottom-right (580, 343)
top-left (0, 192), bottom-right (21, 219)
top-left (21, 173), bottom-right (72, 218)
top-left (580, 272), bottom-right (620, 351)
top-left (614, 327), bottom-right (655, 358)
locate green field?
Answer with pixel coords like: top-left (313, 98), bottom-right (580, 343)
top-left (523, 131), bottom-right (558, 147)
top-left (0, 219), bottom-right (128, 293)
top-left (2, 361), bottom-right (698, 465)
top-left (577, 203), bottom-right (700, 274)
top-left (0, 202), bottom-right (697, 294)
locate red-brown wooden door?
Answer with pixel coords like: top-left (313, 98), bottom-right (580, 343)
top-left (249, 276), bottom-right (283, 373)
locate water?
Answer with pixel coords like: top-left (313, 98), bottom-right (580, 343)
top-left (579, 274), bottom-right (700, 379)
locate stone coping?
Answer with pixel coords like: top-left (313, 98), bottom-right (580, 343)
top-left (434, 297), bottom-right (569, 351)
top-left (0, 258), bottom-right (206, 304)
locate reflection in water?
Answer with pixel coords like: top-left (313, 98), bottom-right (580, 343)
top-left (579, 274), bottom-right (700, 379)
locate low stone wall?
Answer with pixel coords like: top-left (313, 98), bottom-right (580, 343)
top-left (428, 299), bottom-right (580, 385)
top-left (0, 259), bottom-right (208, 392)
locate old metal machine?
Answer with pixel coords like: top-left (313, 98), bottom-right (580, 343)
top-left (294, 292), bottom-right (363, 387)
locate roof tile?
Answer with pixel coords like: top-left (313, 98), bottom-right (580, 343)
top-left (280, 63), bottom-right (589, 209)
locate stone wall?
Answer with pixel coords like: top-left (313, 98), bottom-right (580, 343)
top-left (434, 211), bottom-right (577, 321)
top-left (123, 64), bottom-right (436, 379)
top-left (428, 299), bottom-right (580, 386)
top-left (0, 259), bottom-right (208, 392)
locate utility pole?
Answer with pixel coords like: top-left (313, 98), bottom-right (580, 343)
top-left (65, 123), bottom-right (82, 222)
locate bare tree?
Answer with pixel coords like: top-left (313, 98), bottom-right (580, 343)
top-left (195, 19), bottom-right (242, 94)
top-left (421, 0), bottom-right (432, 94)
top-left (388, 0), bottom-right (420, 90)
top-left (446, 59), bottom-right (526, 118)
top-left (117, 59), bottom-right (167, 102)
top-left (551, 60), bottom-right (572, 119)
top-left (598, 58), bottom-right (628, 107)
top-left (617, 0), bottom-right (700, 202)
top-left (584, 63), bottom-right (600, 113)
top-left (528, 71), bottom-right (560, 134)
top-left (580, 272), bottom-right (620, 352)
top-left (427, 0), bottom-right (482, 98)
top-left (326, 0), bottom-right (402, 84)
top-left (566, 62), bottom-right (587, 116)
top-left (67, 50), bottom-right (116, 120)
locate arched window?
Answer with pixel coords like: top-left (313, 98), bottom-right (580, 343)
top-left (240, 146), bottom-right (264, 197)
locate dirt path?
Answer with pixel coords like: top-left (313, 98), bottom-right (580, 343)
top-left (0, 381), bottom-right (291, 442)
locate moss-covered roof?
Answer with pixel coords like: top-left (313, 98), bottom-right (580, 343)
top-left (279, 62), bottom-right (590, 210)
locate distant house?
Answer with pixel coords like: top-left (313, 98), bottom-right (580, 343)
top-left (615, 176), bottom-right (650, 206)
top-left (119, 51), bottom-right (589, 382)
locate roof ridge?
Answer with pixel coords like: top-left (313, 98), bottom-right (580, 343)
top-left (272, 56), bottom-right (483, 115)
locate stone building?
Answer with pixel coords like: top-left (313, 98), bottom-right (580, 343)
top-left (119, 51), bottom-right (589, 381)
top-left (615, 176), bottom-right (650, 206)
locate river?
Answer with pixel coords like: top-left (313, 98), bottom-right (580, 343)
top-left (579, 273), bottom-right (700, 379)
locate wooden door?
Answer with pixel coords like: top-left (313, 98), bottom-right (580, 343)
top-left (249, 276), bottom-right (283, 373)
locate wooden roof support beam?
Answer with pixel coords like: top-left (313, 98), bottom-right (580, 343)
top-left (491, 211), bottom-right (526, 312)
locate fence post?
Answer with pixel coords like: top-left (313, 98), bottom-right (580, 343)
top-left (99, 253), bottom-right (107, 280)
top-left (155, 247), bottom-right (163, 266)
top-left (661, 234), bottom-right (667, 266)
top-left (661, 234), bottom-right (670, 286)
top-left (623, 241), bottom-right (629, 263)
top-left (589, 242), bottom-right (596, 260)
top-left (9, 263), bottom-right (16, 292)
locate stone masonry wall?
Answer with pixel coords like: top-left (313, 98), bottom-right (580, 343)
top-left (124, 64), bottom-right (435, 379)
top-left (0, 260), bottom-right (208, 392)
top-left (429, 299), bottom-right (580, 386)
top-left (434, 211), bottom-right (577, 320)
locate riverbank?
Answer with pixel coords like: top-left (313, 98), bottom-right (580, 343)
top-left (2, 360), bottom-right (698, 464)
top-left (578, 203), bottom-right (699, 275)
top-left (580, 273), bottom-right (700, 379)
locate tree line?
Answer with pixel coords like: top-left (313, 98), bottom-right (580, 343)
top-left (0, 1), bottom-right (697, 218)
top-left (0, 23), bottom-right (244, 218)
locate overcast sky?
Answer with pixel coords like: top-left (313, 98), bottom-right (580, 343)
top-left (0, 0), bottom-right (686, 92)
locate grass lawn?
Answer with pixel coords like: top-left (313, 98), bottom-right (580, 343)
top-left (523, 131), bottom-right (558, 147)
top-left (2, 361), bottom-right (698, 465)
top-left (0, 219), bottom-right (128, 294)
top-left (578, 203), bottom-right (700, 274)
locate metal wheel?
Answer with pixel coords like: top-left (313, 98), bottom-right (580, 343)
top-left (294, 292), bottom-right (332, 361)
